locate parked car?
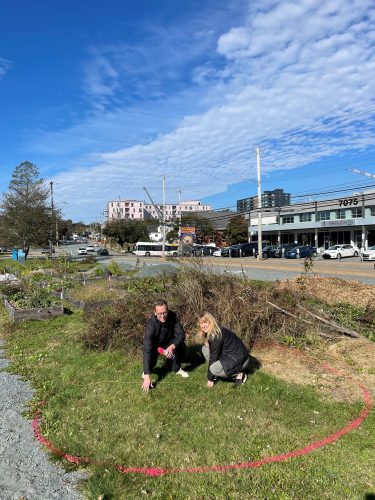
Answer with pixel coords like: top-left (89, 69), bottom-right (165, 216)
top-left (78, 247), bottom-right (87, 255)
top-left (41, 247), bottom-right (55, 254)
top-left (254, 245), bottom-right (277, 259)
top-left (220, 246), bottom-right (233, 257)
top-left (322, 244), bottom-right (359, 259)
top-left (97, 248), bottom-right (109, 256)
top-left (284, 246), bottom-right (317, 259)
top-left (269, 243), bottom-right (299, 258)
top-left (361, 245), bottom-right (375, 261)
top-left (86, 245), bottom-right (95, 252)
top-left (230, 242), bottom-right (258, 257)
top-left (193, 245), bottom-right (220, 256)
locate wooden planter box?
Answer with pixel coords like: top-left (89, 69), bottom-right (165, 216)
top-left (50, 291), bottom-right (121, 312)
top-left (4, 299), bottom-right (64, 322)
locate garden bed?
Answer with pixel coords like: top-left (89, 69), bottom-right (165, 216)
top-left (50, 291), bottom-right (122, 312)
top-left (4, 298), bottom-right (64, 322)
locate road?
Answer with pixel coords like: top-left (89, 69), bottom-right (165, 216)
top-left (30, 245), bottom-right (375, 285)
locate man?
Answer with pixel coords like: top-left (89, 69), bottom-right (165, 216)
top-left (142, 299), bottom-right (189, 392)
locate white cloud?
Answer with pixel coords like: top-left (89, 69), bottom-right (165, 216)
top-left (82, 50), bottom-right (121, 111)
top-left (0, 57), bottom-right (12, 80)
top-left (46, 0), bottom-right (375, 221)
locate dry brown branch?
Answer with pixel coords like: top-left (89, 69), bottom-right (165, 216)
top-left (266, 300), bottom-right (315, 325)
top-left (267, 300), bottom-right (363, 340)
top-left (296, 304), bottom-right (364, 339)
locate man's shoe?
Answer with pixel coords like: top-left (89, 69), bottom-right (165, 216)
top-left (234, 373), bottom-right (247, 388)
top-left (175, 368), bottom-right (189, 378)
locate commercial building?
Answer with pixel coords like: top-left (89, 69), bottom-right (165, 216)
top-left (237, 189), bottom-right (291, 212)
top-left (106, 199), bottom-right (212, 222)
top-left (246, 190), bottom-right (375, 249)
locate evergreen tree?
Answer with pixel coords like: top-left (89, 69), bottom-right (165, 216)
top-left (1, 161), bottom-right (56, 258)
top-left (223, 214), bottom-right (248, 245)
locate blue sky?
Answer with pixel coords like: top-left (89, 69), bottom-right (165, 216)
top-left (1, 0), bottom-right (375, 222)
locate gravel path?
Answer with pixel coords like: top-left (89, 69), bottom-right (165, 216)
top-left (0, 340), bottom-right (85, 499)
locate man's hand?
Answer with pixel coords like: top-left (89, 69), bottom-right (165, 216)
top-left (164, 344), bottom-right (175, 359)
top-left (207, 380), bottom-right (214, 389)
top-left (142, 374), bottom-right (153, 392)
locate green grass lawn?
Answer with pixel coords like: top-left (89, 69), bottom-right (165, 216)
top-left (1, 310), bottom-right (374, 499)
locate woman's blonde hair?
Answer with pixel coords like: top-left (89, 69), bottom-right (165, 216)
top-left (197, 312), bottom-right (222, 342)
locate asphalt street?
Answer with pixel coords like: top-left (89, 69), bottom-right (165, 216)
top-left (22, 245), bottom-right (375, 285)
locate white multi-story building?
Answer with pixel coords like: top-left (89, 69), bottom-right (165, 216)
top-left (106, 199), bottom-right (212, 222)
top-left (245, 189), bottom-right (375, 249)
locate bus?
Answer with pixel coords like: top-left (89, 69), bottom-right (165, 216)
top-left (133, 241), bottom-right (179, 257)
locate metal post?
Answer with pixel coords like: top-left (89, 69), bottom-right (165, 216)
top-left (162, 176), bottom-right (166, 259)
top-left (256, 147), bottom-right (262, 260)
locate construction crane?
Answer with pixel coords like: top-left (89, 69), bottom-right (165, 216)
top-left (349, 168), bottom-right (375, 180)
top-left (143, 187), bottom-right (164, 221)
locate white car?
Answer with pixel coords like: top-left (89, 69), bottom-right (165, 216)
top-left (322, 244), bottom-right (359, 259)
top-left (361, 245), bottom-right (375, 261)
top-left (78, 247), bottom-right (87, 255)
top-left (86, 245), bottom-right (95, 252)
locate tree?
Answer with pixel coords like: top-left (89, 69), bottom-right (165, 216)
top-left (177, 213), bottom-right (216, 244)
top-left (103, 219), bottom-right (150, 246)
top-left (0, 161), bottom-right (56, 258)
top-left (223, 214), bottom-right (248, 245)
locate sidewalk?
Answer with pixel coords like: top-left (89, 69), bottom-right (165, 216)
top-left (0, 340), bottom-right (85, 499)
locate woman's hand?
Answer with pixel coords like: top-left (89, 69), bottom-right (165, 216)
top-left (207, 380), bottom-right (214, 389)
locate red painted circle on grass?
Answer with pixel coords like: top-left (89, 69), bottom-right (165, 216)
top-left (32, 349), bottom-right (373, 476)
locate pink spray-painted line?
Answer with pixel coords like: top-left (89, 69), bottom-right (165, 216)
top-left (32, 359), bottom-right (373, 477)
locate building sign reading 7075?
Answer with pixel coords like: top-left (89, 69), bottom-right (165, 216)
top-left (338, 197), bottom-right (359, 207)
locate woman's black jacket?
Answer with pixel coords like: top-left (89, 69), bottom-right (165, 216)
top-left (207, 326), bottom-right (249, 381)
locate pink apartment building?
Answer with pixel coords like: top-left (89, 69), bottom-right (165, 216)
top-left (106, 199), bottom-right (212, 222)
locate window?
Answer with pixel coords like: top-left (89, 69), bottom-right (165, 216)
top-left (351, 208), bottom-right (362, 218)
top-left (316, 211), bottom-right (331, 221)
top-left (300, 212), bottom-right (312, 222)
top-left (282, 216), bottom-right (294, 224)
top-left (369, 206), bottom-right (375, 216)
top-left (335, 209), bottom-right (346, 220)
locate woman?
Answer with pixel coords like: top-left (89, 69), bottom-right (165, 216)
top-left (198, 312), bottom-right (250, 388)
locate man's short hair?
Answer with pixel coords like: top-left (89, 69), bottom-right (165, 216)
top-left (153, 299), bottom-right (168, 310)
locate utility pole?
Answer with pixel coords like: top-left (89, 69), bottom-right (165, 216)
top-left (256, 146), bottom-right (262, 260)
top-left (177, 187), bottom-right (182, 203)
top-left (162, 176), bottom-right (166, 258)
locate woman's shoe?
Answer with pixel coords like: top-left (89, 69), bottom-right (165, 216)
top-left (234, 373), bottom-right (247, 388)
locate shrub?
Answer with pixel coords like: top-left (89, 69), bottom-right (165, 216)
top-left (81, 294), bottom-right (150, 352)
top-left (82, 255), bottom-right (96, 264)
top-left (80, 266), bottom-right (274, 354)
top-left (106, 260), bottom-right (123, 276)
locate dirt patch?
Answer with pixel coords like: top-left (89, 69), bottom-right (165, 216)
top-left (254, 339), bottom-right (375, 403)
top-left (275, 275), bottom-right (375, 308)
